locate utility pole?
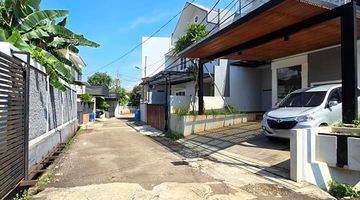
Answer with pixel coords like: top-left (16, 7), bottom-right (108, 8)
top-left (143, 56), bottom-right (148, 102)
top-left (144, 56), bottom-right (147, 78)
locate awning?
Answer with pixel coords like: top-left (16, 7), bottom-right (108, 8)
top-left (181, 0), bottom-right (360, 61)
top-left (143, 70), bottom-right (213, 86)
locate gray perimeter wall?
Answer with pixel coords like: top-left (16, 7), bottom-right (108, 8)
top-left (28, 66), bottom-right (78, 168)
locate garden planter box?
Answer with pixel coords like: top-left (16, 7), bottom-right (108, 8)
top-left (313, 126), bottom-right (360, 171)
top-left (170, 113), bottom-right (256, 137)
top-left (331, 127), bottom-right (360, 137)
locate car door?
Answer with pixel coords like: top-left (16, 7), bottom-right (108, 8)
top-left (325, 88), bottom-right (342, 124)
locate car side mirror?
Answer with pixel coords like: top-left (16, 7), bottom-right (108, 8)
top-left (327, 100), bottom-right (339, 108)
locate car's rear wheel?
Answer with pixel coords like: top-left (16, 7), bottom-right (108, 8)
top-left (319, 123), bottom-right (328, 127)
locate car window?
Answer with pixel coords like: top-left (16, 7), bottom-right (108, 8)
top-left (279, 92), bottom-right (327, 107)
top-left (328, 88), bottom-right (342, 103)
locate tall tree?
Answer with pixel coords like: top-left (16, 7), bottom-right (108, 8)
top-left (0, 0), bottom-right (99, 90)
top-left (130, 85), bottom-right (142, 107)
top-left (88, 72), bottom-right (112, 88)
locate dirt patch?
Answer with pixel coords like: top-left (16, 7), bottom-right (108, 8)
top-left (241, 184), bottom-right (329, 200)
top-left (208, 182), bottom-right (238, 195)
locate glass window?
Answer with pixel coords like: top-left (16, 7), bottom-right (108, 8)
top-left (176, 91), bottom-right (185, 96)
top-left (194, 16), bottom-right (199, 23)
top-left (277, 65), bottom-right (302, 101)
top-left (328, 88), bottom-right (342, 103)
top-left (279, 92), bottom-right (327, 107)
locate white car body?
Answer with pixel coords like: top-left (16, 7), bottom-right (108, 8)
top-left (262, 84), bottom-right (358, 139)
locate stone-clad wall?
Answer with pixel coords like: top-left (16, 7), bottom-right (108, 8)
top-left (29, 67), bottom-right (77, 140)
top-left (28, 66), bottom-right (78, 168)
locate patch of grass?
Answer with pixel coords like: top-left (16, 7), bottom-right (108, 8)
top-left (165, 130), bottom-right (184, 141)
top-left (12, 192), bottom-right (31, 200)
top-left (328, 180), bottom-right (359, 199)
top-left (353, 119), bottom-right (360, 128)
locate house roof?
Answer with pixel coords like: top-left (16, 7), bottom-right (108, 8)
top-left (180, 0), bottom-right (360, 61)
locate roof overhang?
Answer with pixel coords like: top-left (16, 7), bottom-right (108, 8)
top-left (180, 0), bottom-right (360, 61)
top-left (142, 70), bottom-right (213, 86)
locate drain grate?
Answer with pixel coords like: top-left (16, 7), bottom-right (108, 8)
top-left (171, 161), bottom-right (189, 166)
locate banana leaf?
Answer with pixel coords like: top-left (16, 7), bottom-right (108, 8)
top-left (6, 30), bottom-right (33, 52)
top-left (42, 25), bottom-right (99, 47)
top-left (26, 0), bottom-right (41, 10)
top-left (0, 28), bottom-right (6, 41)
top-left (21, 27), bottom-right (49, 40)
top-left (17, 10), bottom-right (68, 32)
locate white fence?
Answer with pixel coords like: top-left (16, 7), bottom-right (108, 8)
top-left (169, 96), bottom-right (227, 113)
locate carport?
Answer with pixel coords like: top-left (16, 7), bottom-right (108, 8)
top-left (180, 0), bottom-right (359, 124)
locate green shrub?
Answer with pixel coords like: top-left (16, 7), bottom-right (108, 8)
top-left (353, 119), bottom-right (360, 128)
top-left (81, 93), bottom-right (93, 103)
top-left (165, 131), bottom-right (184, 141)
top-left (328, 180), bottom-right (359, 199)
top-left (174, 108), bottom-right (190, 116)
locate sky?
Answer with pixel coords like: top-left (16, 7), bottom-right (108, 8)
top-left (41, 0), bottom-right (227, 90)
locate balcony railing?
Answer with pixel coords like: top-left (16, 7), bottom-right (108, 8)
top-left (239, 0), bottom-right (350, 17)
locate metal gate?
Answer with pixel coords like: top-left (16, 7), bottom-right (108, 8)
top-left (0, 51), bottom-right (28, 199)
top-left (147, 104), bottom-right (165, 131)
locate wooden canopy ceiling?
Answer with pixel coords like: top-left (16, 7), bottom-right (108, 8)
top-left (182, 0), bottom-right (360, 61)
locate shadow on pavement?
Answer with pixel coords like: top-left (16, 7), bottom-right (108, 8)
top-left (148, 122), bottom-right (291, 179)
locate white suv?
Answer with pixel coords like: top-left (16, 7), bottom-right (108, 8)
top-left (262, 84), bottom-right (350, 139)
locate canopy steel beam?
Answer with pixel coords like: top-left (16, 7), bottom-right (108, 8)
top-left (206, 3), bottom-right (347, 60)
top-left (341, 1), bottom-right (358, 124)
top-left (198, 60), bottom-right (205, 115)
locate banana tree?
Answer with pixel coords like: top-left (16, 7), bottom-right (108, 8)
top-left (0, 0), bottom-right (99, 91)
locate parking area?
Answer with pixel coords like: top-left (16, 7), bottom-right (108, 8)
top-left (154, 122), bottom-right (291, 178)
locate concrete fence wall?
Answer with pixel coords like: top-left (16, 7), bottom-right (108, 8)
top-left (0, 43), bottom-right (78, 169)
top-left (170, 113), bottom-right (256, 136)
top-left (290, 127), bottom-right (360, 189)
top-left (28, 64), bottom-right (78, 169)
top-left (169, 96), bottom-right (227, 113)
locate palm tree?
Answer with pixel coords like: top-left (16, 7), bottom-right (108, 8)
top-left (0, 0), bottom-right (99, 90)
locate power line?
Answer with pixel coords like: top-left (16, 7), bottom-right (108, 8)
top-left (85, 0), bottom-right (197, 76)
top-left (119, 0), bottom-right (255, 85)
top-left (147, 0), bottom-right (223, 77)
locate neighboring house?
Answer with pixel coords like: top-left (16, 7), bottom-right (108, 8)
top-left (86, 86), bottom-right (121, 118)
top-left (141, 36), bottom-right (171, 102)
top-left (145, 2), bottom-right (238, 100)
top-left (141, 36), bottom-right (171, 79)
top-left (140, 2), bottom-right (240, 129)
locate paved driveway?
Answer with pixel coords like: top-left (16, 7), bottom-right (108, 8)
top-left (153, 122), bottom-right (290, 178)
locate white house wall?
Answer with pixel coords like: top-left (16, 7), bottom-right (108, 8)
top-left (171, 81), bottom-right (196, 96)
top-left (141, 37), bottom-right (171, 78)
top-left (228, 66), bottom-right (264, 112)
top-left (172, 3), bottom-right (217, 46)
top-left (215, 59), bottom-right (230, 97)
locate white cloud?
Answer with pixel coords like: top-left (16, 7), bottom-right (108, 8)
top-left (130, 11), bottom-right (171, 29)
